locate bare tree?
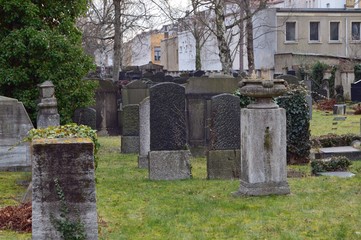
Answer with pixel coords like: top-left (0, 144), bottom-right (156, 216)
top-left (78, 0), bottom-right (156, 80)
top-left (195, 0), bottom-right (270, 74)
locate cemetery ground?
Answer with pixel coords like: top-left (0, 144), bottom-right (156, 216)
top-left (1, 114), bottom-right (361, 239)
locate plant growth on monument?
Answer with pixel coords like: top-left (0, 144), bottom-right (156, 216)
top-left (0, 1), bottom-right (97, 124)
top-left (276, 84), bottom-right (311, 164)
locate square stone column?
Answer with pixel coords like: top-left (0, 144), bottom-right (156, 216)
top-left (236, 108), bottom-right (290, 196)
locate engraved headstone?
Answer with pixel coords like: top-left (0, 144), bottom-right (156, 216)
top-left (149, 83), bottom-right (191, 180)
top-left (207, 93), bottom-right (240, 179)
top-left (150, 83), bottom-right (186, 151)
top-left (121, 104), bottom-right (140, 153)
top-left (73, 107), bottom-right (96, 130)
top-left (0, 96), bottom-right (33, 171)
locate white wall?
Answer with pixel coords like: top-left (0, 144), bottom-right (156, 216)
top-left (253, 9), bottom-right (278, 71)
top-left (131, 34), bottom-right (151, 66)
top-left (284, 0), bottom-right (348, 8)
top-left (178, 31), bottom-right (196, 71)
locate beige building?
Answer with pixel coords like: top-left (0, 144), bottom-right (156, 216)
top-left (160, 36), bottom-right (179, 71)
top-left (274, 8), bottom-right (361, 98)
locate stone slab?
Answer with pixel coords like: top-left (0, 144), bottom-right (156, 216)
top-left (314, 146), bottom-right (361, 160)
top-left (121, 136), bottom-right (140, 154)
top-left (207, 149), bottom-right (240, 179)
top-left (234, 180), bottom-right (290, 196)
top-left (0, 145), bottom-right (31, 171)
top-left (317, 171), bottom-right (355, 178)
top-left (149, 150), bottom-right (192, 180)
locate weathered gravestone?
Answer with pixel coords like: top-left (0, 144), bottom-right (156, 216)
top-left (37, 81), bottom-right (60, 128)
top-left (73, 107), bottom-right (97, 130)
top-left (185, 76), bottom-right (239, 156)
top-left (138, 97), bottom-right (150, 168)
top-left (164, 75), bottom-right (174, 82)
top-left (32, 138), bottom-right (98, 240)
top-left (149, 83), bottom-right (191, 180)
top-left (351, 80), bottom-right (361, 102)
top-left (276, 74), bottom-right (299, 85)
top-left (0, 96), bottom-right (33, 171)
top-left (121, 80), bottom-right (149, 106)
top-left (121, 104), bottom-right (140, 153)
top-left (207, 94), bottom-right (240, 179)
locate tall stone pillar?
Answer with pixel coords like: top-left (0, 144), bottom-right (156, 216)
top-left (235, 79), bottom-right (290, 196)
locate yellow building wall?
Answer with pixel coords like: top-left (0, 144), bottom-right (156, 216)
top-left (150, 33), bottom-right (164, 65)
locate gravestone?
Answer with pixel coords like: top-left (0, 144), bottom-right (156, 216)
top-left (32, 138), bottom-right (98, 239)
top-left (121, 104), bottom-right (140, 153)
top-left (351, 80), bottom-right (361, 102)
top-left (73, 107), bottom-right (96, 130)
top-left (0, 96), bottom-right (33, 171)
top-left (333, 104), bottom-right (346, 115)
top-left (207, 94), bottom-right (240, 179)
top-left (164, 75), bottom-right (174, 82)
top-left (194, 70), bottom-right (205, 77)
top-left (138, 98), bottom-right (150, 168)
top-left (121, 80), bottom-right (149, 106)
top-left (37, 81), bottom-right (60, 128)
top-left (149, 83), bottom-right (191, 180)
top-left (185, 76), bottom-right (239, 156)
top-left (276, 74), bottom-right (299, 85)
top-left (173, 77), bottom-right (188, 85)
top-left (153, 72), bottom-right (165, 82)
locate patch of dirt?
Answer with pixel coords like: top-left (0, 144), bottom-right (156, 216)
top-left (287, 169), bottom-right (307, 178)
top-left (0, 202), bottom-right (31, 233)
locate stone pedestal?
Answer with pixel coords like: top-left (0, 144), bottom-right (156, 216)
top-left (236, 108), bottom-right (290, 196)
top-left (333, 104), bottom-right (346, 115)
top-left (32, 138), bottom-right (98, 239)
top-left (149, 150), bottom-right (191, 180)
top-left (37, 81), bottom-right (60, 128)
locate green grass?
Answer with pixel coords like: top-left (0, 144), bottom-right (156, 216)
top-left (310, 109), bottom-right (360, 136)
top-left (1, 119), bottom-right (361, 239)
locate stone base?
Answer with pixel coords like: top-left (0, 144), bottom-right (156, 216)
top-left (0, 144), bottom-right (31, 172)
top-left (234, 180), bottom-right (290, 196)
top-left (333, 104), bottom-right (346, 115)
top-left (149, 150), bottom-right (192, 180)
top-left (138, 155), bottom-right (148, 169)
top-left (207, 149), bottom-right (240, 179)
top-left (121, 136), bottom-right (139, 153)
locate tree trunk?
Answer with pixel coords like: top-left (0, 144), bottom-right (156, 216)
top-left (113, 0), bottom-right (122, 82)
top-left (195, 34), bottom-right (202, 70)
top-left (214, 0), bottom-right (232, 74)
top-left (245, 9), bottom-right (255, 75)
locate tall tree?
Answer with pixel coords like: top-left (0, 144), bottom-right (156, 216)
top-left (198, 0), bottom-right (270, 74)
top-left (0, 0), bottom-right (97, 124)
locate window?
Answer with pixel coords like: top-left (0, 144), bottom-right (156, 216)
top-left (310, 22), bottom-right (320, 41)
top-left (330, 22), bottom-right (339, 41)
top-left (352, 22), bottom-right (361, 41)
top-left (154, 47), bottom-right (161, 61)
top-left (286, 22), bottom-right (296, 41)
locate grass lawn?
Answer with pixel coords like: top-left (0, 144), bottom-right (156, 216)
top-left (310, 109), bottom-right (361, 136)
top-left (1, 109), bottom-right (361, 239)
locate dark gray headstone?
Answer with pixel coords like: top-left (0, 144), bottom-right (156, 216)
top-left (194, 70), bottom-right (205, 77)
top-left (173, 77), bottom-right (188, 84)
top-left (150, 83), bottom-right (186, 151)
top-left (276, 74), bottom-right (299, 85)
top-left (351, 80), bottom-right (361, 102)
top-left (73, 107), bottom-right (96, 130)
top-left (122, 104), bottom-right (139, 136)
top-left (153, 72), bottom-right (165, 82)
top-left (164, 75), bottom-right (174, 82)
top-left (209, 94), bottom-right (240, 150)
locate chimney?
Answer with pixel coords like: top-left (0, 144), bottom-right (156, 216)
top-left (345, 0), bottom-right (354, 8)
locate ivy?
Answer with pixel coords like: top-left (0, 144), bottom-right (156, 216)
top-left (51, 178), bottom-right (86, 240)
top-left (276, 84), bottom-right (311, 164)
top-left (23, 124), bottom-right (100, 169)
top-left (311, 156), bottom-right (352, 175)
